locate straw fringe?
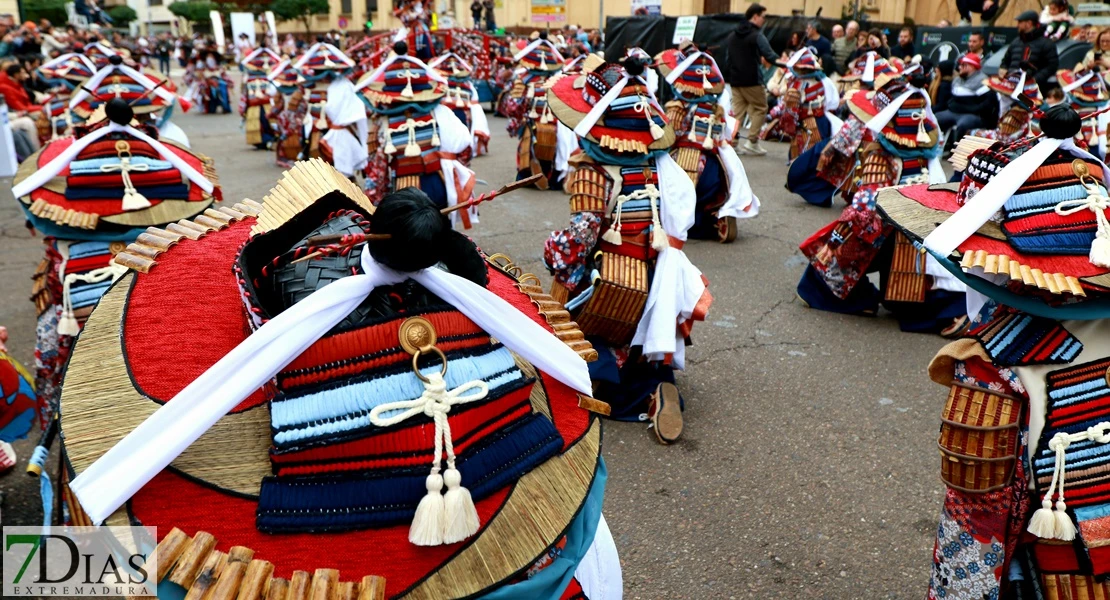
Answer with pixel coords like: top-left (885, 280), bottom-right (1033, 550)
top-left (960, 251), bottom-right (1086, 296)
top-left (113, 202), bottom-right (262, 273)
top-left (131, 527), bottom-right (386, 600)
top-left (59, 275), bottom-right (273, 496)
top-left (251, 159), bottom-right (373, 236)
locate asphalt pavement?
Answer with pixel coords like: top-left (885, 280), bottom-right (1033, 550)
top-left (0, 101), bottom-right (948, 599)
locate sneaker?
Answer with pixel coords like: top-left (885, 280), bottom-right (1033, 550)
top-left (741, 140), bottom-right (767, 156)
top-left (649, 383), bottom-right (683, 445)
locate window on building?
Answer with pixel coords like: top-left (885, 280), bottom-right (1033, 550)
top-left (366, 0), bottom-right (377, 17)
top-left (341, 0), bottom-right (352, 14)
top-left (150, 0), bottom-right (163, 6)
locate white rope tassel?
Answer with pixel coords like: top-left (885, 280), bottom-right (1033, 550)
top-left (1056, 175), bottom-right (1110, 267)
top-left (601, 195), bottom-right (626, 245)
top-left (58, 263), bottom-right (127, 337)
top-left (384, 122), bottom-right (397, 155)
top-left (100, 155), bottom-right (151, 211)
top-left (430, 114), bottom-right (440, 147)
top-left (912, 109), bottom-right (930, 144)
top-left (401, 68), bottom-right (415, 98)
top-left (698, 66), bottom-right (712, 90)
top-left (315, 101), bottom-right (328, 130)
top-left (1029, 424), bottom-right (1110, 540)
top-left (527, 83), bottom-right (539, 119)
top-left (541, 103), bottom-right (554, 124)
top-left (701, 114), bottom-right (716, 150)
top-left (454, 86), bottom-right (466, 108)
top-left (368, 372), bottom-right (488, 546)
top-left (404, 118), bottom-right (420, 157)
top-left (646, 183), bottom-right (668, 251)
top-left (635, 95), bottom-right (665, 141)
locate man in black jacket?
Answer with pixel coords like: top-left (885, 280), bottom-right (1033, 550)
top-left (936, 53), bottom-right (996, 145)
top-left (725, 3), bottom-right (779, 156)
top-left (1000, 10), bottom-right (1059, 93)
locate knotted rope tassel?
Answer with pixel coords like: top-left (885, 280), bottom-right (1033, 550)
top-left (369, 372), bottom-right (488, 546)
top-left (601, 194), bottom-right (626, 246)
top-left (1028, 424), bottom-right (1110, 540)
top-left (699, 66), bottom-right (712, 90)
top-left (430, 115), bottom-right (440, 147)
top-left (58, 264), bottom-right (127, 337)
top-left (401, 68), bottom-right (415, 98)
top-left (315, 101), bottom-right (328, 130)
top-left (454, 86), bottom-right (466, 108)
top-left (527, 84), bottom-right (539, 119)
top-left (912, 109), bottom-right (930, 144)
top-left (646, 182), bottom-right (668, 251)
top-left (634, 95), bottom-right (665, 141)
top-left (1057, 167), bottom-right (1110, 267)
top-left (100, 151), bottom-right (152, 211)
top-left (702, 114), bottom-right (716, 150)
top-left (404, 117), bottom-right (421, 157)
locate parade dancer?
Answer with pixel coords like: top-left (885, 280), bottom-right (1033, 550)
top-left (53, 162), bottom-right (621, 599)
top-left (239, 47), bottom-right (282, 149)
top-left (268, 58), bottom-right (307, 168)
top-left (357, 41), bottom-right (477, 227)
top-left (793, 66), bottom-right (969, 335)
top-left (505, 32), bottom-right (565, 190)
top-left (656, 42), bottom-right (761, 243)
top-left (428, 51), bottom-right (491, 160)
top-left (35, 52), bottom-right (96, 140)
top-left (876, 104), bottom-right (1110, 600)
top-left (8, 97), bottom-right (220, 424)
top-left (544, 56), bottom-right (712, 444)
top-left (759, 47), bottom-right (842, 162)
top-left (295, 41), bottom-right (366, 179)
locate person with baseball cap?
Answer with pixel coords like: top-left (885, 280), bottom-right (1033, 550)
top-left (936, 52), bottom-right (996, 146)
top-left (999, 9), bottom-right (1058, 93)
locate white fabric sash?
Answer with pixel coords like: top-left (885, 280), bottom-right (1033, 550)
top-left (432, 104), bottom-right (478, 227)
top-left (554, 121), bottom-right (578, 182)
top-left (574, 77), bottom-right (628, 138)
top-left (863, 52), bottom-right (876, 83)
top-left (69, 246), bottom-right (593, 524)
top-left (1064, 71), bottom-right (1095, 93)
top-left (865, 89), bottom-right (915, 134)
top-left (1011, 70), bottom-right (1028, 100)
top-left (69, 64), bottom-right (179, 109)
top-left (923, 138), bottom-right (1110, 256)
top-left (628, 153), bottom-right (703, 368)
top-left (512, 39), bottom-right (565, 64)
top-left (267, 59), bottom-right (290, 82)
top-left (356, 53), bottom-right (448, 92)
top-left (821, 77), bottom-right (840, 111)
top-left (293, 42), bottom-right (354, 70)
top-left (665, 51), bottom-right (702, 85)
top-left (428, 52), bottom-right (473, 73)
top-left (41, 52), bottom-right (95, 74)
top-left (322, 77), bottom-right (369, 177)
top-left (716, 144), bottom-right (759, 219)
top-left (11, 122), bottom-right (213, 198)
top-left (240, 47), bottom-right (281, 69)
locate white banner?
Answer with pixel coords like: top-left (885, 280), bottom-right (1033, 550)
top-left (211, 11), bottom-right (226, 53)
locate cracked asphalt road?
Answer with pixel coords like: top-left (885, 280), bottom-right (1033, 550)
top-left (0, 100), bottom-right (947, 599)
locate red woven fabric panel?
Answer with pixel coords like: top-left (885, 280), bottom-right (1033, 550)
top-left (124, 220), bottom-right (271, 410)
top-left (64, 254), bottom-right (114, 275)
top-left (282, 309), bottom-right (485, 376)
top-left (26, 136), bottom-right (211, 216)
top-left (483, 267), bottom-right (589, 450)
top-left (272, 389), bottom-right (534, 475)
top-left (131, 469), bottom-right (512, 592)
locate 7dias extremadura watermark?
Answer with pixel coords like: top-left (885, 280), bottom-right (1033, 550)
top-left (3, 526), bottom-right (158, 597)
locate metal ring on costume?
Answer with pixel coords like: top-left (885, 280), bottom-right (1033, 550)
top-left (412, 346), bottom-right (448, 383)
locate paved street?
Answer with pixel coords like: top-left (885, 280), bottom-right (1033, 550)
top-left (0, 102), bottom-right (948, 598)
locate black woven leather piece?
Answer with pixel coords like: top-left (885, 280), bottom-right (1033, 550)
top-left (267, 213), bottom-right (446, 331)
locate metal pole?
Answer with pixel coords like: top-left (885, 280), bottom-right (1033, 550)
top-left (599, 0), bottom-right (603, 32)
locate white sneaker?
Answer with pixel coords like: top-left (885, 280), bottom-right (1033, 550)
top-left (741, 140), bottom-right (767, 156)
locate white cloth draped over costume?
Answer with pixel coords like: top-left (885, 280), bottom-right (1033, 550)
top-left (430, 104), bottom-right (479, 227)
top-left (629, 153), bottom-right (709, 369)
top-left (467, 82), bottom-right (491, 151)
top-left (322, 77), bottom-right (369, 177)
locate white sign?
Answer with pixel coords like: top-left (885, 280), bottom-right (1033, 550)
top-left (211, 11), bottom-right (226, 53)
top-left (230, 12), bottom-right (256, 46)
top-left (673, 16), bottom-right (698, 44)
top-left (265, 12), bottom-right (279, 48)
top-left (631, 0), bottom-right (662, 15)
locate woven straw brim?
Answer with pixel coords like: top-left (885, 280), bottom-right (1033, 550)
top-left (876, 184), bottom-right (1110, 298)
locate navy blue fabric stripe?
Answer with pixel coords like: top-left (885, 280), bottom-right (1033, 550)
top-left (255, 413), bottom-right (564, 533)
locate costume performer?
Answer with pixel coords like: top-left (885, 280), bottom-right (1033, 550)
top-left (394, 0), bottom-right (434, 61)
top-left (0, 327), bottom-right (35, 466)
top-left (54, 160), bottom-right (621, 599)
top-left (35, 52), bottom-right (96, 140)
top-left (505, 32), bottom-right (565, 190)
top-left (191, 47), bottom-right (233, 114)
top-left (357, 42), bottom-right (477, 227)
top-left (793, 68), bottom-right (969, 335)
top-left (428, 51), bottom-right (491, 159)
top-left (239, 47), bottom-right (282, 149)
top-left (655, 43), bottom-right (761, 243)
top-left (268, 58), bottom-right (307, 168)
top-left (1057, 64), bottom-right (1110, 156)
top-left (758, 47), bottom-right (842, 162)
top-left (294, 42), bottom-right (367, 179)
top-left (839, 51), bottom-right (902, 96)
top-left (875, 104), bottom-right (1110, 600)
top-left (544, 56), bottom-right (712, 444)
top-left (967, 67), bottom-right (1044, 144)
top-left (9, 98), bottom-right (220, 424)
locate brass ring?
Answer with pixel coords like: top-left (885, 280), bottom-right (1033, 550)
top-left (412, 346), bottom-right (448, 383)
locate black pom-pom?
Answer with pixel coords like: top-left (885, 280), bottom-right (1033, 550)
top-left (539, 30), bottom-right (548, 40)
top-left (105, 98), bottom-right (133, 125)
top-left (621, 57), bottom-right (645, 77)
top-left (316, 35), bottom-right (327, 43)
top-left (108, 54), bottom-right (123, 65)
top-left (1040, 104), bottom-right (1082, 140)
top-left (368, 187), bottom-right (447, 273)
top-left (393, 40), bottom-right (408, 56)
